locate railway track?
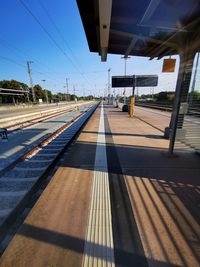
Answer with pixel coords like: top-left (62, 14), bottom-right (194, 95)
top-left (135, 102), bottom-right (172, 111)
top-left (0, 102), bottom-right (99, 251)
top-left (135, 102), bottom-right (200, 116)
top-left (6, 107), bottom-right (74, 133)
top-left (5, 103), bottom-right (92, 133)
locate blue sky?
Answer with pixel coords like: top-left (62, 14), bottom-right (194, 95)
top-left (0, 0), bottom-right (180, 96)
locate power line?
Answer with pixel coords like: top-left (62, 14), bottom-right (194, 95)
top-left (18, 0), bottom-right (92, 87)
top-left (0, 41), bottom-right (82, 90)
top-left (36, 70), bottom-right (107, 75)
top-left (37, 0), bottom-right (93, 85)
top-left (0, 54), bottom-right (64, 89)
top-left (0, 36), bottom-right (64, 84)
top-left (37, 0), bottom-right (74, 55)
top-left (0, 55), bottom-right (25, 68)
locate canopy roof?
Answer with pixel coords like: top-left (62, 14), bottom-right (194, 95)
top-left (77, 0), bottom-right (200, 61)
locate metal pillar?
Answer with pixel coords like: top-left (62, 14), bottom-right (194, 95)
top-left (130, 75), bottom-right (135, 118)
top-left (121, 56), bottom-right (131, 104)
top-left (108, 68), bottom-right (111, 104)
top-left (168, 49), bottom-right (195, 154)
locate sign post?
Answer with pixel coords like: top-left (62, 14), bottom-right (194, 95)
top-left (112, 75), bottom-right (158, 117)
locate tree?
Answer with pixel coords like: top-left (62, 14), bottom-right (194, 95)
top-left (0, 79), bottom-right (29, 104)
top-left (46, 90), bottom-right (53, 102)
top-left (0, 79), bottom-right (28, 90)
top-left (32, 84), bottom-right (45, 102)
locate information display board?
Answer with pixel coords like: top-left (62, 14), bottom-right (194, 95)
top-left (112, 75), bottom-right (158, 88)
top-left (162, 59), bottom-right (176, 72)
top-left (135, 75), bottom-right (158, 87)
top-left (112, 76), bottom-right (134, 87)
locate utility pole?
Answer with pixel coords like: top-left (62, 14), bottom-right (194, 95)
top-left (73, 85), bottom-right (77, 104)
top-left (27, 61), bottom-right (36, 103)
top-left (73, 85), bottom-right (76, 98)
top-left (66, 78), bottom-right (69, 101)
top-left (121, 56), bottom-right (131, 104)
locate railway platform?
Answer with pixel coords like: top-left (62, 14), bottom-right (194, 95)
top-left (0, 103), bottom-right (199, 267)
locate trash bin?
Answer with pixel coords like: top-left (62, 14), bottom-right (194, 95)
top-left (122, 104), bottom-right (129, 112)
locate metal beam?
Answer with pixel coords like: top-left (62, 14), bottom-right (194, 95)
top-left (0, 88), bottom-right (29, 93)
top-left (110, 29), bottom-right (178, 49)
top-left (99, 0), bottom-right (112, 61)
top-left (139, 0), bottom-right (161, 25)
top-left (124, 38), bottom-right (138, 58)
top-left (0, 93), bottom-right (25, 96)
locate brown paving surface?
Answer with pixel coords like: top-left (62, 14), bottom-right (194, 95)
top-left (0, 107), bottom-right (101, 267)
top-left (107, 107), bottom-right (169, 149)
top-left (0, 104), bottom-right (199, 267)
top-left (134, 106), bottom-right (171, 132)
top-left (105, 106), bottom-right (200, 267)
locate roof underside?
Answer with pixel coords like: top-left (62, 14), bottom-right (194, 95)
top-left (76, 0), bottom-right (200, 60)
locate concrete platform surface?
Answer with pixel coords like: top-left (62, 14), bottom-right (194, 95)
top-left (0, 104), bottom-right (199, 267)
top-left (0, 108), bottom-right (86, 172)
top-left (0, 101), bottom-right (91, 119)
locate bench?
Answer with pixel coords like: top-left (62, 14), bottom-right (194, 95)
top-left (0, 128), bottom-right (8, 140)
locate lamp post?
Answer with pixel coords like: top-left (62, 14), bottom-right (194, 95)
top-left (121, 56), bottom-right (131, 104)
top-left (41, 79), bottom-right (49, 105)
top-left (66, 78), bottom-right (69, 102)
top-left (108, 68), bottom-right (111, 103)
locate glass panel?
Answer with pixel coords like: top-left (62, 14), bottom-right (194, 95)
top-left (175, 52), bottom-right (200, 153)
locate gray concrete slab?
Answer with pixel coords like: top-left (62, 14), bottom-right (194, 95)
top-left (0, 102), bottom-right (77, 119)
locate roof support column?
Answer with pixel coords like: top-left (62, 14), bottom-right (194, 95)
top-left (168, 47), bottom-right (195, 154)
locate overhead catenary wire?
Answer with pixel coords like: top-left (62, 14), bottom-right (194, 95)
top-left (37, 0), bottom-right (78, 63)
top-left (0, 34), bottom-right (107, 89)
top-left (0, 37), bottom-right (69, 86)
top-left (0, 55), bottom-right (25, 68)
top-left (0, 33), bottom-right (106, 80)
top-left (18, 0), bottom-right (93, 87)
top-left (0, 50), bottom-right (104, 92)
top-left (0, 34), bottom-right (54, 73)
top-left (37, 0), bottom-right (95, 86)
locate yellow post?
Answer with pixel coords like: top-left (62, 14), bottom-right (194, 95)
top-left (130, 96), bottom-right (135, 118)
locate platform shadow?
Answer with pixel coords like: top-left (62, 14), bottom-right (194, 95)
top-left (17, 223), bottom-right (183, 267)
top-left (81, 130), bottom-right (164, 139)
top-left (60, 139), bottom-right (200, 267)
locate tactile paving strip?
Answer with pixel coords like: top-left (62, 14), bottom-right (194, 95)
top-left (82, 104), bottom-right (115, 267)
